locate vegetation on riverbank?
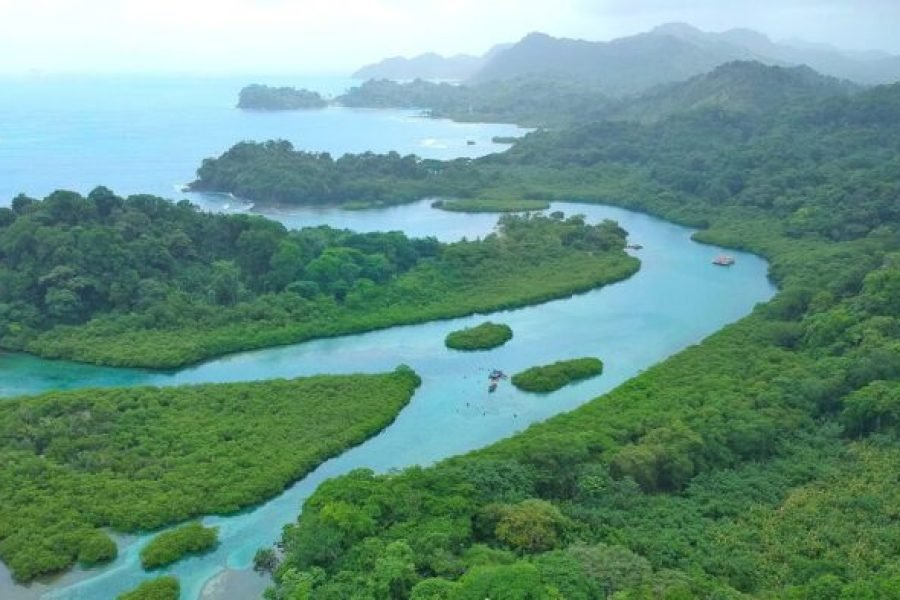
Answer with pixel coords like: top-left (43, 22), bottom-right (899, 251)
top-left (445, 322), bottom-right (513, 351)
top-left (0, 197), bottom-right (637, 367)
top-left (0, 368), bottom-right (419, 581)
top-left (117, 576), bottom-right (180, 600)
top-left (264, 73), bottom-right (900, 598)
top-left (511, 357), bottom-right (603, 392)
top-left (140, 523), bottom-right (218, 569)
top-left (432, 198), bottom-right (549, 213)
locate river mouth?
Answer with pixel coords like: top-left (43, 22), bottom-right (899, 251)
top-left (1, 201), bottom-right (775, 599)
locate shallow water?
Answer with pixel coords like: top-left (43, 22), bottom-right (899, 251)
top-left (0, 201), bottom-right (775, 599)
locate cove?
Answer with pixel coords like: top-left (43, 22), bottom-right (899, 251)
top-left (0, 74), bottom-right (526, 206)
top-left (0, 201), bottom-right (775, 599)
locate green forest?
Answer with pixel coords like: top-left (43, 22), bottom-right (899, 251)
top-left (257, 77), bottom-right (900, 598)
top-left (445, 322), bottom-right (513, 351)
top-left (0, 368), bottom-right (420, 581)
top-left (0, 198), bottom-right (637, 367)
top-left (188, 141), bottom-right (474, 208)
top-left (140, 522), bottom-right (219, 569)
top-left (511, 358), bottom-right (604, 393)
top-left (3, 53), bottom-right (900, 600)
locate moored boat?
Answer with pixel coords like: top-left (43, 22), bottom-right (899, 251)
top-left (713, 255), bottom-right (735, 266)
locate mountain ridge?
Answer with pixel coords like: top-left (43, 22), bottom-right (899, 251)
top-left (354, 23), bottom-right (900, 97)
top-left (352, 44), bottom-right (511, 80)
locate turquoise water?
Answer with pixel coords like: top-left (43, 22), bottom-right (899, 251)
top-left (0, 74), bottom-right (526, 205)
top-left (0, 201), bottom-right (775, 599)
top-left (0, 76), bottom-right (775, 599)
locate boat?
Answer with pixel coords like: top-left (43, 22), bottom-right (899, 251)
top-left (489, 382), bottom-right (498, 393)
top-left (713, 255), bottom-right (735, 266)
top-left (626, 243), bottom-right (643, 250)
top-left (466, 140), bottom-right (476, 146)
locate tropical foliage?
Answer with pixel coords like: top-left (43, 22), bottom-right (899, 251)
top-left (0, 197), bottom-right (637, 367)
top-left (189, 141), bottom-right (469, 208)
top-left (445, 322), bottom-right (513, 351)
top-left (511, 358), bottom-right (603, 393)
top-left (140, 523), bottom-right (218, 570)
top-left (0, 368), bottom-right (419, 581)
top-left (263, 74), bottom-right (900, 599)
top-left (117, 576), bottom-right (180, 600)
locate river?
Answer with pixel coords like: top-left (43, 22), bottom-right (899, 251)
top-left (0, 199), bottom-right (775, 599)
top-left (0, 75), bottom-right (774, 599)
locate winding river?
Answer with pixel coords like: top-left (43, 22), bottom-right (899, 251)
top-left (0, 199), bottom-right (775, 599)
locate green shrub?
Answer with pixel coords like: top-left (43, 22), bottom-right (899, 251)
top-left (78, 530), bottom-right (117, 566)
top-left (511, 358), bottom-right (603, 392)
top-left (445, 322), bottom-right (513, 351)
top-left (140, 522), bottom-right (218, 570)
top-left (117, 576), bottom-right (180, 600)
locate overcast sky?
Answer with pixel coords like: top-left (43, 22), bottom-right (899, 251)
top-left (1, 0), bottom-right (899, 74)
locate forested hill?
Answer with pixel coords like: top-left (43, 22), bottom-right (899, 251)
top-left (489, 81), bottom-right (900, 241)
top-left (335, 60), bottom-right (856, 129)
top-left (200, 63), bottom-right (870, 211)
top-left (337, 77), bottom-right (608, 126)
top-left (189, 141), bottom-right (479, 208)
top-left (264, 81), bottom-right (900, 597)
top-left (605, 61), bottom-right (858, 123)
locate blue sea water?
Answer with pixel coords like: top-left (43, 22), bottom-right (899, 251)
top-left (0, 76), bottom-right (776, 600)
top-left (0, 74), bottom-right (525, 205)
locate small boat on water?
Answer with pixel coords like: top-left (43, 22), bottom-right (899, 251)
top-left (626, 243), bottom-right (643, 250)
top-left (713, 255), bottom-right (736, 266)
top-left (489, 382), bottom-right (498, 393)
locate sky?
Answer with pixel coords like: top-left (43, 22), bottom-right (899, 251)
top-left (1, 0), bottom-right (899, 74)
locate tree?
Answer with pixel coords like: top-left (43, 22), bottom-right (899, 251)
top-left (494, 499), bottom-right (568, 554)
top-left (842, 381), bottom-right (900, 437)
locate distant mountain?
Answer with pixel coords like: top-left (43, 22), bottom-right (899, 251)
top-left (468, 24), bottom-right (900, 96)
top-left (469, 30), bottom-right (754, 96)
top-left (657, 22), bottom-right (900, 86)
top-left (353, 45), bottom-right (510, 80)
top-left (608, 61), bottom-right (859, 122)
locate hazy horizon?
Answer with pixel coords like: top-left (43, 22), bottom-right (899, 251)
top-left (1, 0), bottom-right (899, 76)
